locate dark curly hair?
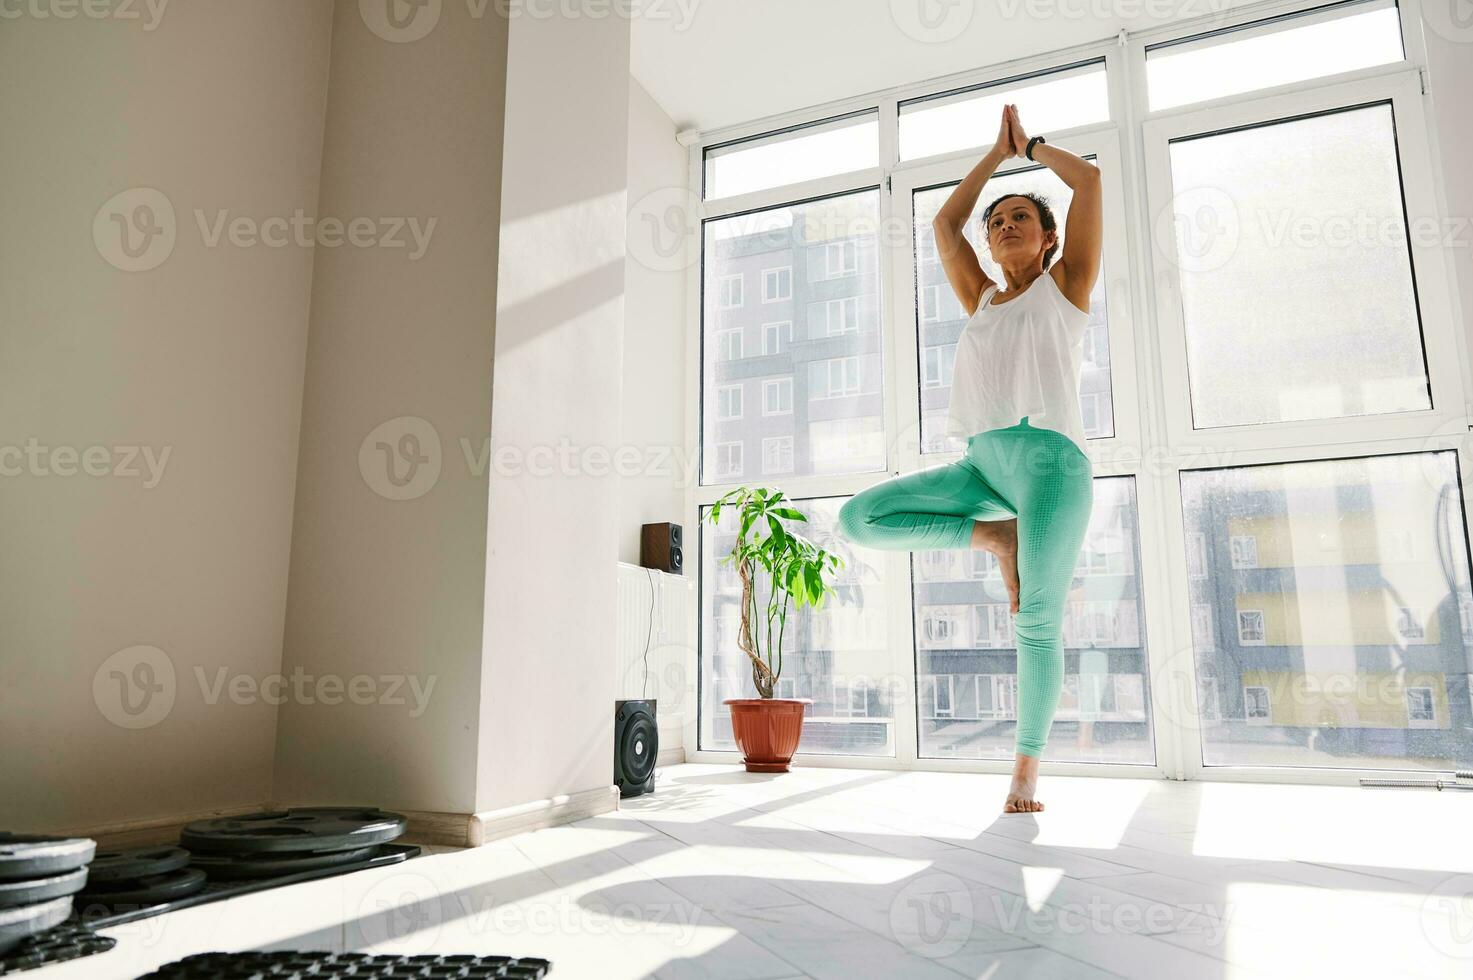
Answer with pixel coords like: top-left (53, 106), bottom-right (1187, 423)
top-left (981, 191), bottom-right (1059, 270)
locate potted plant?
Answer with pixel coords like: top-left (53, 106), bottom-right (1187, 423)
top-left (706, 487), bottom-right (844, 772)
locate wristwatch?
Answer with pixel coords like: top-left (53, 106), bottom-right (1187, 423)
top-left (1026, 135), bottom-right (1046, 161)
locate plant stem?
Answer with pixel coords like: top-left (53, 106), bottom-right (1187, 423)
top-left (776, 590), bottom-right (790, 682)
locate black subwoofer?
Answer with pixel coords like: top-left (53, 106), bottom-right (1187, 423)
top-left (614, 699), bottom-right (657, 799)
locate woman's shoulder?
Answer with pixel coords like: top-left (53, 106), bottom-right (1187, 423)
top-left (1046, 264), bottom-right (1091, 318)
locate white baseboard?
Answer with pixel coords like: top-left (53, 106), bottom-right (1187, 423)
top-left (467, 783), bottom-right (621, 846)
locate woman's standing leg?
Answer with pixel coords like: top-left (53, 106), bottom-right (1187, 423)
top-left (970, 420), bottom-right (1094, 811)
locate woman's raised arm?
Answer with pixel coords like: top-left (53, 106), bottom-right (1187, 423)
top-left (1007, 104), bottom-right (1102, 311)
top-left (930, 107), bottom-right (1016, 316)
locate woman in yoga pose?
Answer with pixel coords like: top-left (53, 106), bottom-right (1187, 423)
top-left (837, 104), bottom-right (1101, 813)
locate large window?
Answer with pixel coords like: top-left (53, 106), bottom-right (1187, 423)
top-left (689, 0), bottom-right (1471, 782)
top-left (1144, 0), bottom-right (1403, 111)
top-left (701, 192), bottom-right (885, 483)
top-left (704, 110), bottom-right (879, 200)
top-left (1180, 451), bottom-right (1473, 769)
top-left (1165, 103), bottom-right (1428, 429)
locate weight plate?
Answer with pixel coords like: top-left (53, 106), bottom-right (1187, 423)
top-left (190, 844), bottom-right (377, 881)
top-left (0, 896), bottom-right (73, 956)
top-left (79, 868), bottom-right (206, 907)
top-left (87, 846), bottom-right (191, 884)
top-left (180, 808), bottom-right (406, 855)
top-left (0, 867), bottom-right (88, 909)
top-left (0, 835), bottom-right (96, 882)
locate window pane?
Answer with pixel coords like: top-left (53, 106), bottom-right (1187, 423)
top-left (1146, 0), bottom-right (1403, 112)
top-left (700, 496), bottom-right (896, 757)
top-left (914, 164), bottom-right (1113, 455)
top-left (702, 190), bottom-right (885, 483)
top-left (899, 62), bottom-right (1108, 162)
top-left (1180, 451), bottom-right (1473, 770)
top-left (704, 111), bottom-right (879, 200)
top-left (914, 477), bottom-right (1153, 763)
top-left (1168, 104), bottom-right (1429, 429)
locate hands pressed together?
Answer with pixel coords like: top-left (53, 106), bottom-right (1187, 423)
top-left (992, 103), bottom-right (1034, 160)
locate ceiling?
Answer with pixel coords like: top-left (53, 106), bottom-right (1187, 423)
top-left (630, 0), bottom-right (1266, 135)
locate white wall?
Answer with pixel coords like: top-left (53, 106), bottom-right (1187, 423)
top-left (0, 0), bottom-right (333, 829)
top-left (619, 79), bottom-right (691, 566)
top-left (273, 0), bottom-right (509, 815)
top-left (476, 8), bottom-right (632, 814)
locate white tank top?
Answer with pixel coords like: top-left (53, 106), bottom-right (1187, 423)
top-left (944, 269), bottom-right (1090, 456)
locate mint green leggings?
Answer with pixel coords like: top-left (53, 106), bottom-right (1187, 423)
top-left (836, 417), bottom-right (1094, 758)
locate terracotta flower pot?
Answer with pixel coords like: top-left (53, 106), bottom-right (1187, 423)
top-left (723, 697), bottom-right (812, 773)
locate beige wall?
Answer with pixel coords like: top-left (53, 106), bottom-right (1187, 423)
top-left (0, 0), bottom-right (334, 829)
top-left (476, 7), bottom-right (632, 814)
top-left (619, 79), bottom-right (690, 566)
top-left (0, 0), bottom-right (643, 830)
top-left (273, 1), bottom-right (509, 815)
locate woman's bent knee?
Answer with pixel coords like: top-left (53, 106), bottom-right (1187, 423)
top-left (837, 495), bottom-right (870, 544)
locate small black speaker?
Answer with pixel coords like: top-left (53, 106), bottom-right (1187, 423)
top-left (614, 698), bottom-right (657, 799)
top-left (640, 522), bottom-right (682, 575)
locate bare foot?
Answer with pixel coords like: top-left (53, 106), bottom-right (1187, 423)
top-left (971, 518), bottom-right (1020, 614)
top-left (1003, 754), bottom-right (1044, 813)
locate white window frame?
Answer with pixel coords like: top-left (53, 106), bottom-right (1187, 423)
top-left (919, 284), bottom-right (942, 323)
top-left (718, 273), bottom-right (743, 310)
top-left (761, 435), bottom-right (794, 475)
top-left (688, 0), bottom-right (1471, 787)
top-left (1405, 685), bottom-right (1436, 728)
top-left (811, 356), bottom-right (861, 400)
top-left (921, 343), bottom-right (954, 389)
top-left (763, 319), bottom-right (793, 354)
top-left (825, 239), bottom-right (859, 277)
top-left (974, 603), bottom-right (1014, 648)
top-left (918, 604), bottom-right (968, 649)
top-left (718, 327), bottom-right (742, 361)
top-left (1244, 685), bottom-right (1272, 725)
top-left (1238, 609), bottom-right (1266, 646)
top-left (1230, 534), bottom-right (1259, 569)
top-left (823, 296), bottom-right (860, 336)
top-left (713, 441), bottom-right (742, 478)
top-left (762, 377), bottom-right (793, 416)
top-left (832, 675), bottom-right (871, 717)
top-left (762, 266), bottom-right (792, 303)
top-left (974, 673), bottom-right (1018, 720)
top-left (921, 674), bottom-right (955, 719)
top-left (1080, 390), bottom-right (1103, 433)
top-left (716, 384), bottom-right (743, 421)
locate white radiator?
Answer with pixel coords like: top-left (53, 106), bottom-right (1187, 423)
top-left (616, 561), bottom-right (696, 763)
